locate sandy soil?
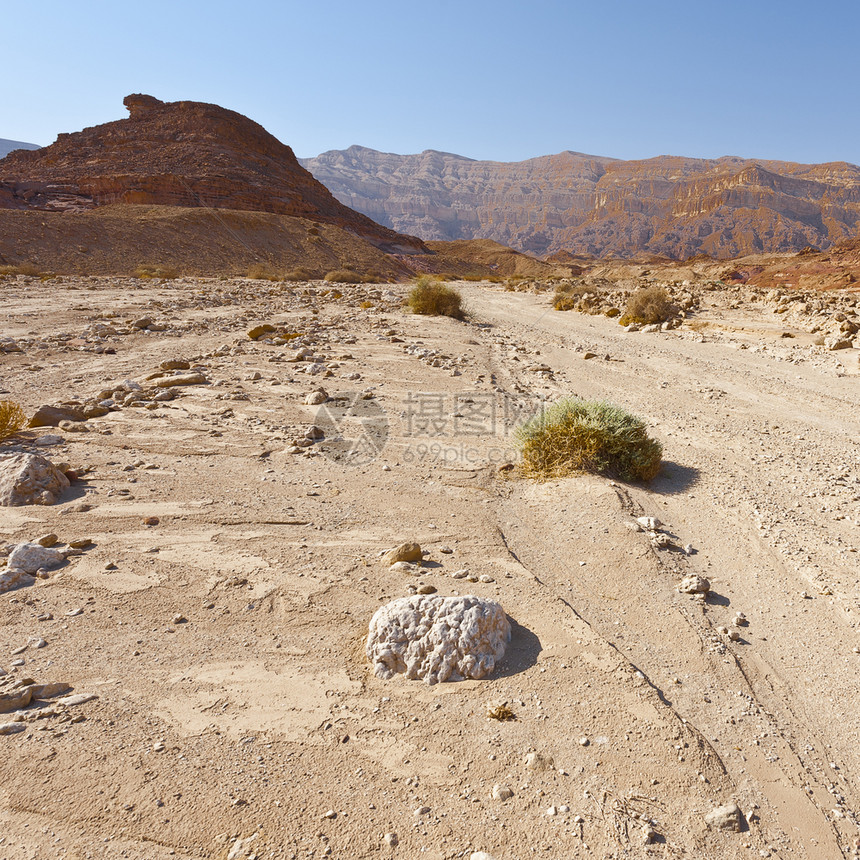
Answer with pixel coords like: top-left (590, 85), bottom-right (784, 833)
top-left (1, 275), bottom-right (859, 860)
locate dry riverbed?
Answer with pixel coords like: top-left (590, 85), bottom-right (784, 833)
top-left (1, 274), bottom-right (859, 860)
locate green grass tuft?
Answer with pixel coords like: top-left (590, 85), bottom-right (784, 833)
top-left (515, 398), bottom-right (662, 482)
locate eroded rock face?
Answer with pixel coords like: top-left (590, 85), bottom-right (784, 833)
top-left (301, 146), bottom-right (860, 259)
top-left (366, 595), bottom-right (511, 685)
top-left (0, 96), bottom-right (426, 254)
top-left (0, 453), bottom-right (70, 506)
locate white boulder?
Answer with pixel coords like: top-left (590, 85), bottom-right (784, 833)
top-left (0, 453), bottom-right (70, 506)
top-left (6, 543), bottom-right (66, 574)
top-left (366, 595), bottom-right (511, 685)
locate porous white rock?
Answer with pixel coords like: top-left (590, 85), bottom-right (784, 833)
top-left (0, 453), bottom-right (70, 506)
top-left (366, 595), bottom-right (511, 685)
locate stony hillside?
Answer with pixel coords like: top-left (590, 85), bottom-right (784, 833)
top-left (0, 96), bottom-right (425, 255)
top-left (301, 146), bottom-right (860, 259)
top-left (0, 205), bottom-right (415, 279)
top-left (0, 138), bottom-right (39, 159)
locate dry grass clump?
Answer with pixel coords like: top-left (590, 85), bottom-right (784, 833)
top-left (621, 286), bottom-right (675, 324)
top-left (406, 276), bottom-right (465, 319)
top-left (0, 401), bottom-right (27, 442)
top-left (515, 398), bottom-right (662, 482)
top-left (0, 263), bottom-right (40, 277)
top-left (246, 264), bottom-right (283, 281)
top-left (553, 282), bottom-right (590, 311)
top-left (324, 269), bottom-right (363, 284)
top-left (134, 265), bottom-right (179, 280)
top-left (283, 267), bottom-right (314, 282)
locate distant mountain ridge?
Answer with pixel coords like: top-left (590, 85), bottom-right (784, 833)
top-left (0, 139), bottom-right (39, 159)
top-left (301, 146), bottom-right (860, 259)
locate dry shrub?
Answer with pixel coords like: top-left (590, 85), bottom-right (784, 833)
top-left (246, 264), bottom-right (282, 281)
top-left (622, 286), bottom-right (675, 324)
top-left (515, 398), bottom-right (662, 482)
top-left (0, 263), bottom-right (40, 277)
top-left (135, 265), bottom-right (179, 279)
top-left (553, 282), bottom-right (590, 311)
top-left (407, 276), bottom-right (465, 319)
top-left (324, 270), bottom-right (363, 284)
top-left (359, 299), bottom-right (375, 309)
top-left (284, 267), bottom-right (314, 282)
top-left (0, 401), bottom-right (27, 442)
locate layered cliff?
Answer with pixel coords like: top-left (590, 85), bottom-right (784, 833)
top-left (301, 147), bottom-right (860, 259)
top-left (0, 96), bottom-right (425, 254)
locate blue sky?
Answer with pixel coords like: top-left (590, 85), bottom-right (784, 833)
top-left (3, 0), bottom-right (859, 165)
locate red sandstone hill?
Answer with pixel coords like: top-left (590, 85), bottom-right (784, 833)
top-left (301, 146), bottom-right (860, 260)
top-left (0, 95), bottom-right (425, 255)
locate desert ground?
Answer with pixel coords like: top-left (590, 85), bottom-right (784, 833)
top-left (1, 273), bottom-right (859, 860)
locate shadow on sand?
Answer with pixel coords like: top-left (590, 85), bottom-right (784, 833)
top-left (649, 460), bottom-right (701, 495)
top-left (494, 616), bottom-right (542, 679)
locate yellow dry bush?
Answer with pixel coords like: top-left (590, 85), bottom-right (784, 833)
top-left (134, 266), bottom-right (179, 280)
top-left (407, 276), bottom-right (465, 319)
top-left (324, 270), bottom-right (363, 284)
top-left (0, 401), bottom-right (27, 442)
top-left (622, 286), bottom-right (675, 324)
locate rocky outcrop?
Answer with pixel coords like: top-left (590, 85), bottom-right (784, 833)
top-left (0, 453), bottom-right (70, 506)
top-left (301, 146), bottom-right (860, 260)
top-left (0, 96), bottom-right (426, 254)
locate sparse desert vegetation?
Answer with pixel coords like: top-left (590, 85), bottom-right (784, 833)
top-left (0, 262), bottom-right (41, 277)
top-left (621, 284), bottom-right (675, 324)
top-left (133, 265), bottom-right (179, 280)
top-left (407, 275), bottom-right (465, 318)
top-left (324, 268), bottom-right (364, 284)
top-left (0, 400), bottom-right (27, 441)
top-left (515, 397), bottom-right (663, 481)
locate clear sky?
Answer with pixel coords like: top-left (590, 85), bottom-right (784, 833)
top-left (3, 0), bottom-right (859, 165)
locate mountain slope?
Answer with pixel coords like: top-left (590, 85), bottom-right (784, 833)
top-left (0, 96), bottom-right (425, 254)
top-left (0, 138), bottom-right (39, 159)
top-left (301, 146), bottom-right (860, 259)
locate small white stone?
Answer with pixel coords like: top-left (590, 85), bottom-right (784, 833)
top-left (323, 809), bottom-right (337, 819)
top-left (637, 516), bottom-right (662, 530)
top-left (491, 784), bottom-right (514, 801)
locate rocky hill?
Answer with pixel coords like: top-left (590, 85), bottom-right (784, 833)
top-left (0, 138), bottom-right (39, 159)
top-left (0, 96), bottom-right (425, 254)
top-left (301, 146), bottom-right (860, 259)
